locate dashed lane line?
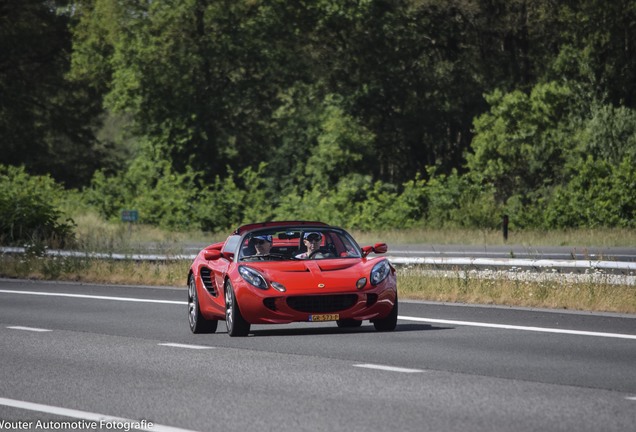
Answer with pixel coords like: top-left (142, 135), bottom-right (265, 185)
top-left (6, 326), bottom-right (52, 332)
top-left (353, 363), bottom-right (424, 373)
top-left (158, 343), bottom-right (214, 350)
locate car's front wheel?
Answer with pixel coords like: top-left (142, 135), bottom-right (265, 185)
top-left (188, 274), bottom-right (218, 334)
top-left (373, 294), bottom-right (398, 332)
top-left (225, 281), bottom-right (251, 337)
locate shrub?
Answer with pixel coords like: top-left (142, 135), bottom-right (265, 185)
top-left (85, 153), bottom-right (205, 230)
top-left (423, 169), bottom-right (502, 229)
top-left (272, 173), bottom-right (427, 231)
top-left (544, 156), bottom-right (636, 228)
top-left (0, 165), bottom-right (75, 247)
top-left (353, 175), bottom-right (427, 230)
top-left (197, 165), bottom-right (277, 232)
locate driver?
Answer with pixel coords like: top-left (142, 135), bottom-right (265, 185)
top-left (253, 235), bottom-right (273, 255)
top-left (295, 232), bottom-right (323, 259)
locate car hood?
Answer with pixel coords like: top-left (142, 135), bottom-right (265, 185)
top-left (242, 259), bottom-right (376, 293)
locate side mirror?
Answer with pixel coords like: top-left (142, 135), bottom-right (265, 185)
top-left (373, 243), bottom-right (388, 254)
top-left (361, 243), bottom-right (388, 257)
top-left (203, 249), bottom-right (222, 261)
top-left (361, 246), bottom-right (373, 258)
top-left (223, 252), bottom-right (235, 262)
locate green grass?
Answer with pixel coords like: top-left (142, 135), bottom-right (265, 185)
top-left (398, 267), bottom-right (636, 314)
top-left (72, 212), bottom-right (223, 254)
top-left (0, 255), bottom-right (190, 287)
top-left (70, 213), bottom-right (636, 253)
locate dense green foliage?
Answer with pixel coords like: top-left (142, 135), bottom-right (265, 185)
top-left (0, 0), bottom-right (125, 187)
top-left (1, 0), bottom-right (635, 235)
top-left (0, 166), bottom-right (75, 246)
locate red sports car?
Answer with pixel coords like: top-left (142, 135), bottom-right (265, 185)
top-left (187, 221), bottom-right (398, 336)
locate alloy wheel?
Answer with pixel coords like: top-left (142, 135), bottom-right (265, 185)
top-left (188, 276), bottom-right (197, 330)
top-left (225, 284), bottom-right (233, 333)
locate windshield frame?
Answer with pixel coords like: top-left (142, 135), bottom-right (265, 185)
top-left (237, 225), bottom-right (362, 262)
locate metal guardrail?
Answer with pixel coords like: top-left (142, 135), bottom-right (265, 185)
top-left (387, 256), bottom-right (636, 271)
top-left (0, 247), bottom-right (196, 261)
top-left (2, 247), bottom-right (636, 271)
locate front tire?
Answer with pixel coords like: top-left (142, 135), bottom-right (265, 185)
top-left (225, 281), bottom-right (251, 337)
top-left (373, 294), bottom-right (398, 332)
top-left (188, 274), bottom-right (218, 334)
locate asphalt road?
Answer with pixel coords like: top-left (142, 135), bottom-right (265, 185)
top-left (1, 279), bottom-right (635, 432)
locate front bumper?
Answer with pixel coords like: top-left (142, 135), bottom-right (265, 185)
top-left (233, 275), bottom-right (397, 325)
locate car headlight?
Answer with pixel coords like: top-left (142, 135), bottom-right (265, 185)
top-left (370, 260), bottom-right (391, 286)
top-left (238, 265), bottom-right (268, 290)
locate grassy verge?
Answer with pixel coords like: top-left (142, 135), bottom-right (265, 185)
top-left (70, 214), bottom-right (636, 252)
top-left (0, 255), bottom-right (190, 287)
top-left (1, 255), bottom-right (634, 314)
top-left (351, 227), bottom-right (636, 247)
top-left (399, 267), bottom-right (636, 314)
top-left (72, 212), bottom-right (222, 253)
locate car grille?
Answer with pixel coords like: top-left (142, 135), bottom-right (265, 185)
top-left (286, 294), bottom-right (358, 313)
top-left (200, 268), bottom-right (217, 296)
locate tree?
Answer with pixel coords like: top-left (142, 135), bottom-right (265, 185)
top-left (466, 82), bottom-right (575, 204)
top-left (304, 95), bottom-right (374, 189)
top-left (0, 0), bottom-right (105, 187)
top-left (70, 0), bottom-right (319, 181)
top-left (310, 0), bottom-right (485, 181)
top-left (550, 0), bottom-right (636, 108)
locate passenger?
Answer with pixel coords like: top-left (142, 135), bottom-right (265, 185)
top-left (295, 232), bottom-right (323, 259)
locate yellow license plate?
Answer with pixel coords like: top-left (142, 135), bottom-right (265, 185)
top-left (309, 314), bottom-right (339, 322)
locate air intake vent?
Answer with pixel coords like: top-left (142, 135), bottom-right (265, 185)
top-left (366, 293), bottom-right (378, 307)
top-left (286, 294), bottom-right (358, 313)
top-left (200, 268), bottom-right (217, 296)
top-left (263, 298), bottom-right (277, 311)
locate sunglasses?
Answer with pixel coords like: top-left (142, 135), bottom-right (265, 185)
top-left (306, 235), bottom-right (322, 242)
top-left (254, 239), bottom-right (269, 245)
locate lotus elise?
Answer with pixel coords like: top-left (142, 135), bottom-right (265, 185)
top-left (187, 221), bottom-right (398, 336)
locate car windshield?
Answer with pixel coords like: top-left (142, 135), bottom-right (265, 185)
top-left (238, 227), bottom-right (362, 261)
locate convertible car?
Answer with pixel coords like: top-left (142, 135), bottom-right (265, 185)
top-left (187, 221), bottom-right (398, 336)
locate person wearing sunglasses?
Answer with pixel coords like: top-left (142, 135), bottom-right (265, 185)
top-left (295, 232), bottom-right (325, 259)
top-left (252, 235), bottom-right (273, 255)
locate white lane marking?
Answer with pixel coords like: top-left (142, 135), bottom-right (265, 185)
top-left (399, 316), bottom-right (636, 340)
top-left (158, 343), bottom-right (213, 350)
top-left (353, 364), bottom-right (424, 373)
top-left (7, 326), bottom-right (52, 332)
top-left (626, 396), bottom-right (636, 401)
top-left (2, 289), bottom-right (633, 340)
top-left (0, 397), bottom-right (198, 432)
top-left (0, 289), bottom-right (186, 305)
